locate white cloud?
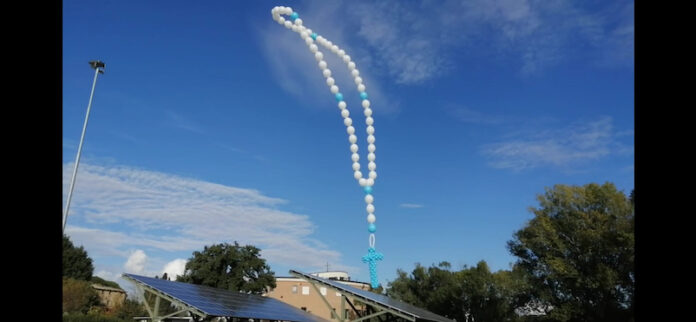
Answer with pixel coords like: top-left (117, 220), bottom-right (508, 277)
top-left (124, 250), bottom-right (147, 274)
top-left (399, 203), bottom-right (424, 209)
top-left (162, 259), bottom-right (188, 280)
top-left (482, 116), bottom-right (631, 171)
top-left (94, 270), bottom-right (119, 282)
top-left (63, 162), bottom-right (346, 278)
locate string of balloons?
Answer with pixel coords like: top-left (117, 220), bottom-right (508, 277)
top-left (271, 6), bottom-right (384, 289)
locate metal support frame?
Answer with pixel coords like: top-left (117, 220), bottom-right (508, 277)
top-left (308, 280), bottom-right (343, 320)
top-left (352, 309), bottom-right (388, 322)
top-left (125, 275), bottom-right (207, 322)
top-left (344, 297), bottom-right (361, 318)
top-left (289, 271), bottom-right (416, 322)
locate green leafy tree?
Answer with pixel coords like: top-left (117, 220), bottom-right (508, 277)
top-left (387, 261), bottom-right (524, 322)
top-left (177, 242), bottom-right (276, 294)
top-left (63, 277), bottom-right (102, 314)
top-left (111, 299), bottom-right (148, 320)
top-left (507, 183), bottom-right (634, 322)
top-left (63, 234), bottom-right (94, 280)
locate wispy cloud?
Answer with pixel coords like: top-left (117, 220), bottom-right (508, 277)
top-left (482, 116), bottom-right (631, 171)
top-left (163, 110), bottom-right (206, 134)
top-left (449, 106), bottom-right (510, 125)
top-left (63, 162), bottom-right (347, 278)
top-left (287, 0), bottom-right (635, 83)
top-left (399, 203), bottom-right (424, 209)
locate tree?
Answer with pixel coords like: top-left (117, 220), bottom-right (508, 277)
top-left (111, 299), bottom-right (148, 320)
top-left (177, 242), bottom-right (276, 294)
top-left (507, 183), bottom-right (634, 322)
top-left (387, 261), bottom-right (524, 322)
top-left (63, 234), bottom-right (94, 280)
top-left (63, 277), bottom-right (101, 314)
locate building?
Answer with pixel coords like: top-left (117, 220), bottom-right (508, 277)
top-left (266, 271), bottom-right (371, 320)
top-left (91, 283), bottom-right (127, 309)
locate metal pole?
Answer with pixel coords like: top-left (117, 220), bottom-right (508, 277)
top-left (63, 63), bottom-right (103, 233)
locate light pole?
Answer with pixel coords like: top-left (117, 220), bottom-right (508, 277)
top-left (63, 60), bottom-right (105, 233)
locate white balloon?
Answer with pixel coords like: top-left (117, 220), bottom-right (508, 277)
top-left (364, 108), bottom-right (372, 117)
top-left (350, 144), bottom-right (358, 153)
top-left (369, 171), bottom-right (377, 179)
top-left (292, 25), bottom-right (299, 32)
top-left (368, 152), bottom-right (375, 161)
top-left (366, 117), bottom-right (374, 125)
top-left (331, 45), bottom-right (339, 53)
top-left (338, 49), bottom-right (345, 56)
top-left (326, 77), bottom-right (335, 86)
top-left (294, 18), bottom-right (303, 26)
top-left (315, 52), bottom-right (323, 61)
top-left (357, 84), bottom-right (366, 92)
top-left (366, 204), bottom-right (375, 213)
top-left (366, 178), bottom-right (374, 186)
top-left (301, 31), bottom-right (309, 39)
top-left (343, 55), bottom-right (351, 63)
top-left (304, 35), bottom-right (313, 43)
top-left (353, 162), bottom-right (361, 171)
top-left (367, 135), bottom-right (375, 144)
top-left (348, 62), bottom-right (356, 70)
top-left (354, 77), bottom-right (363, 85)
top-left (277, 17), bottom-right (286, 24)
top-left (365, 194), bottom-right (374, 204)
top-left (341, 109), bottom-right (350, 118)
top-left (368, 144), bottom-right (376, 152)
top-left (322, 68), bottom-right (331, 77)
top-left (318, 61), bottom-right (327, 69)
top-left (338, 101), bottom-right (346, 109)
top-left (362, 100), bottom-right (370, 108)
top-left (344, 118), bottom-right (352, 126)
top-left (352, 69), bottom-right (360, 77)
top-left (354, 171), bottom-right (363, 179)
top-left (310, 44), bottom-right (318, 53)
top-left (284, 20), bottom-right (292, 28)
top-left (351, 152), bottom-right (359, 162)
top-left (331, 85), bottom-right (339, 94)
top-left (367, 214), bottom-right (376, 223)
top-left (368, 162), bottom-right (376, 170)
top-left (359, 178), bottom-right (367, 186)
top-left (346, 126), bottom-right (355, 135)
top-left (366, 126), bottom-right (374, 134)
top-left (349, 135), bottom-right (357, 143)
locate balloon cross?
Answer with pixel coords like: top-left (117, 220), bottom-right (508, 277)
top-left (362, 247), bottom-right (384, 288)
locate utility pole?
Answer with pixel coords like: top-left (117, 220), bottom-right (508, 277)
top-left (63, 60), bottom-right (105, 233)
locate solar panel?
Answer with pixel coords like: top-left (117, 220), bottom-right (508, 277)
top-left (124, 273), bottom-right (325, 322)
top-left (290, 270), bottom-right (455, 322)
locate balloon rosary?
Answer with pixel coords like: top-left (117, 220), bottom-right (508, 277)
top-left (271, 6), bottom-right (384, 289)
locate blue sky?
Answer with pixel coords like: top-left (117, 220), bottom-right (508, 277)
top-left (63, 0), bottom-right (634, 295)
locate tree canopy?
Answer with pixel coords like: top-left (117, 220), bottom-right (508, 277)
top-left (507, 182), bottom-right (634, 321)
top-left (387, 261), bottom-right (527, 322)
top-left (63, 234), bottom-right (94, 281)
top-left (177, 242), bottom-right (276, 294)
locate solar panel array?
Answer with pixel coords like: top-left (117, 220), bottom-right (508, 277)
top-left (124, 273), bottom-right (325, 322)
top-left (290, 270), bottom-right (455, 322)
